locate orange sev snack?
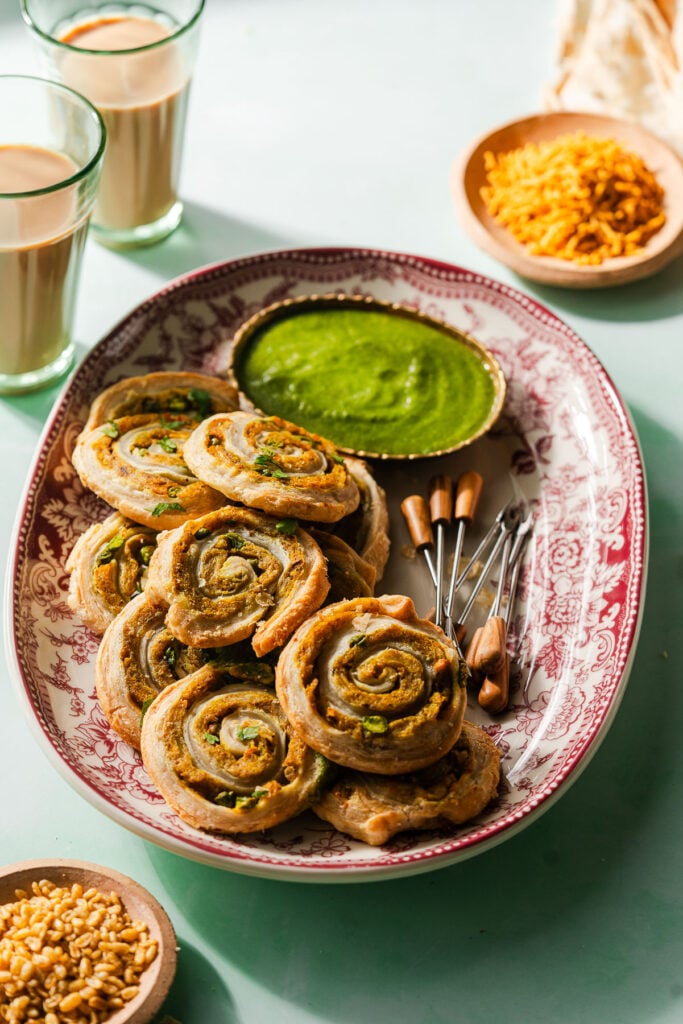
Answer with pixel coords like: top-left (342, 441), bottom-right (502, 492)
top-left (480, 131), bottom-right (666, 265)
top-left (0, 878), bottom-right (158, 1024)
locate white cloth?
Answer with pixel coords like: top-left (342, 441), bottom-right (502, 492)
top-left (545, 0), bottom-right (683, 154)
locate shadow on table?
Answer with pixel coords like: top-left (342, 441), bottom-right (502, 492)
top-left (0, 342), bottom-right (89, 426)
top-left (509, 249), bottom-right (683, 324)
top-left (145, 406), bottom-right (683, 1024)
top-left (112, 200), bottom-right (311, 281)
top-left (154, 939), bottom-right (243, 1024)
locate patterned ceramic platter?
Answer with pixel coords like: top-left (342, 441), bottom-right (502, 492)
top-left (6, 247), bottom-right (647, 882)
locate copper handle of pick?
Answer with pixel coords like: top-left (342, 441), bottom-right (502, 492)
top-left (466, 615), bottom-right (508, 676)
top-left (445, 471), bottom-right (485, 627)
top-left (454, 471), bottom-right (483, 524)
top-left (428, 475), bottom-right (453, 628)
top-left (429, 474), bottom-right (453, 525)
top-left (478, 653), bottom-right (510, 714)
top-left (401, 494), bottom-right (438, 592)
top-left (400, 494), bottom-right (433, 551)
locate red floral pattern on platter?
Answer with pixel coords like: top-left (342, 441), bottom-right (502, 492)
top-left (7, 248), bottom-right (646, 881)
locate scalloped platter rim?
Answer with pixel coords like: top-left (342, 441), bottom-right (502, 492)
top-left (5, 246), bottom-right (647, 882)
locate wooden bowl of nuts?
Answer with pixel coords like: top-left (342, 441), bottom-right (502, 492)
top-left (0, 859), bottom-right (177, 1024)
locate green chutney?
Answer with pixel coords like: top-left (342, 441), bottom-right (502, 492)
top-left (235, 307), bottom-right (499, 456)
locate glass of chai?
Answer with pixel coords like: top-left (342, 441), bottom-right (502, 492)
top-left (21, 0), bottom-right (204, 248)
top-left (0, 75), bottom-right (104, 395)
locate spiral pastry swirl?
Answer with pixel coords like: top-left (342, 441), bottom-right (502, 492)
top-left (313, 722), bottom-right (501, 845)
top-left (66, 512), bottom-right (158, 634)
top-left (95, 595), bottom-right (207, 749)
top-left (140, 664), bottom-right (328, 833)
top-left (83, 371), bottom-right (239, 432)
top-left (276, 595), bottom-right (468, 774)
top-left (145, 505), bottom-right (330, 654)
top-left (96, 596), bottom-right (277, 749)
top-left (183, 411), bottom-right (360, 522)
top-left (73, 413), bottom-right (226, 530)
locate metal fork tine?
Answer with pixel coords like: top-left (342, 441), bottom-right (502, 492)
top-left (504, 522), bottom-right (532, 627)
top-left (507, 509), bottom-right (533, 570)
top-left (453, 503), bottom-right (522, 630)
top-left (452, 499), bottom-right (512, 593)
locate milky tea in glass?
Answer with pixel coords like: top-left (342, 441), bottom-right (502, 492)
top-left (22, 1), bottom-right (204, 248)
top-left (0, 76), bottom-right (104, 394)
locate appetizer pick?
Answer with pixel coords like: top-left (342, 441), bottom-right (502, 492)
top-left (72, 413), bottom-right (226, 530)
top-left (140, 663), bottom-right (330, 833)
top-left (276, 594), bottom-right (469, 774)
top-left (183, 411), bottom-right (360, 522)
top-left (144, 505), bottom-right (329, 654)
top-left (444, 471), bottom-right (484, 634)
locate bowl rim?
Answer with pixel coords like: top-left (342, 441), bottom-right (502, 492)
top-left (227, 291), bottom-right (507, 460)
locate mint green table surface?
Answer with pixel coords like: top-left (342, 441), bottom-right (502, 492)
top-left (2, 2), bottom-right (682, 1022)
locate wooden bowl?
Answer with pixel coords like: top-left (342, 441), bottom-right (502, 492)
top-left (228, 292), bottom-right (506, 460)
top-left (451, 110), bottom-right (683, 288)
top-left (0, 859), bottom-right (177, 1024)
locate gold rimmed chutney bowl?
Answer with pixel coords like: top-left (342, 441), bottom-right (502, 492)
top-left (228, 293), bottom-right (506, 460)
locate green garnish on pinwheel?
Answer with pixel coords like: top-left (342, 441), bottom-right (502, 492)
top-left (96, 533), bottom-right (125, 565)
top-left (235, 788), bottom-right (268, 810)
top-left (138, 544), bottom-right (155, 565)
top-left (140, 698), bottom-right (155, 723)
top-left (311, 752), bottom-right (338, 800)
top-left (237, 725), bottom-right (260, 742)
top-left (224, 532), bottom-right (245, 549)
top-left (362, 715), bottom-right (389, 735)
top-left (150, 501), bottom-right (185, 517)
top-left (188, 388), bottom-right (211, 419)
top-left (275, 518), bottom-right (298, 535)
top-left (159, 415), bottom-right (184, 430)
top-left (254, 448), bottom-right (288, 480)
top-left (214, 791), bottom-right (236, 808)
top-left (102, 420), bottom-right (119, 439)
